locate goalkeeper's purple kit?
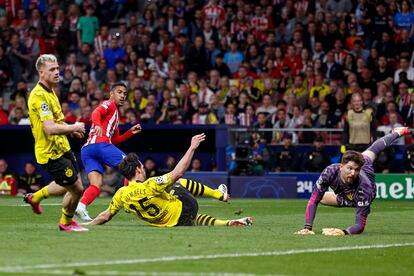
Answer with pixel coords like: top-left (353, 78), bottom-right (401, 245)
top-left (304, 132), bottom-right (400, 234)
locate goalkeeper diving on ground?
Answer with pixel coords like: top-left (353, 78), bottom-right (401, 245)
top-left (295, 127), bottom-right (410, 236)
top-left (85, 133), bottom-right (254, 227)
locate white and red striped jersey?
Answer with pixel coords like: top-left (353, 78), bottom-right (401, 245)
top-left (202, 2), bottom-right (225, 28)
top-left (94, 35), bottom-right (110, 58)
top-left (84, 100), bottom-right (132, 146)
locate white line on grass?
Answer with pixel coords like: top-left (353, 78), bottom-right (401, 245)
top-left (15, 203), bottom-right (61, 207)
top-left (0, 269), bottom-right (277, 276)
top-left (1, 242), bottom-right (413, 273)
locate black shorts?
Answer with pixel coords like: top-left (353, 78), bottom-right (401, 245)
top-left (166, 184), bottom-right (198, 226)
top-left (42, 151), bottom-right (80, 186)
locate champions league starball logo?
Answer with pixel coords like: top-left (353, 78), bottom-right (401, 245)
top-left (239, 178), bottom-right (288, 198)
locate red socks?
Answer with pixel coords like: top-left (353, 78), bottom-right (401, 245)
top-left (80, 185), bottom-right (101, 206)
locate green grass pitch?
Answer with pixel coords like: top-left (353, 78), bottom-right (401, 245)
top-left (0, 197), bottom-right (413, 275)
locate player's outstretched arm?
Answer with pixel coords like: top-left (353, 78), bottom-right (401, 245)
top-left (169, 133), bottom-right (206, 183)
top-left (43, 119), bottom-right (85, 136)
top-left (85, 208), bottom-right (114, 225)
top-left (362, 127), bottom-right (410, 161)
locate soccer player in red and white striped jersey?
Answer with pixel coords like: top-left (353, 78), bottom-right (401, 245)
top-left (76, 82), bottom-right (142, 221)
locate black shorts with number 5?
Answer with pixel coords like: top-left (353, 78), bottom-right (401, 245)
top-left (166, 184), bottom-right (198, 226)
top-left (43, 151), bottom-right (80, 186)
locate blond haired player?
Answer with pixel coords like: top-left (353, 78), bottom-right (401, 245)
top-left (24, 54), bottom-right (88, 232)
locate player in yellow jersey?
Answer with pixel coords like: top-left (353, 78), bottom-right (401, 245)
top-left (87, 134), bottom-right (254, 227)
top-left (24, 54), bottom-right (88, 232)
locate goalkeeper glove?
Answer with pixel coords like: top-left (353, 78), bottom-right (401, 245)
top-left (322, 228), bottom-right (346, 236)
top-left (294, 229), bottom-right (315, 235)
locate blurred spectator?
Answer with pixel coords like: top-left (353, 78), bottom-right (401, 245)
top-left (76, 43), bottom-right (91, 67)
top-left (61, 101), bottom-right (77, 124)
top-left (394, 0), bottom-right (414, 36)
top-left (198, 78), bottom-right (214, 105)
top-left (250, 131), bottom-right (270, 175)
top-left (104, 35), bottom-right (127, 70)
top-left (67, 4), bottom-right (80, 50)
top-left (140, 102), bottom-right (159, 125)
top-left (144, 157), bottom-right (158, 177)
top-left (157, 104), bottom-right (183, 125)
top-left (273, 133), bottom-right (298, 172)
top-left (254, 112), bottom-right (273, 145)
top-left (255, 94), bottom-right (277, 116)
top-left (8, 106), bottom-right (29, 125)
top-left (10, 80), bottom-right (28, 102)
top-left (402, 93), bottom-right (414, 127)
top-left (221, 102), bottom-right (238, 125)
top-left (309, 73), bottom-right (330, 101)
top-left (77, 4), bottom-right (99, 47)
top-left (94, 25), bottom-right (110, 58)
top-left (207, 93), bottom-right (224, 121)
top-left (0, 45), bottom-right (12, 91)
top-left (78, 106), bottom-right (92, 126)
top-left (272, 108), bottom-right (296, 144)
top-left (7, 33), bottom-right (30, 87)
top-left (394, 57), bottom-right (414, 84)
top-left (0, 96), bottom-right (9, 125)
top-left (0, 158), bottom-right (18, 196)
top-left (18, 161), bottom-right (45, 195)
top-left (304, 136), bottom-right (331, 172)
top-left (213, 53), bottom-right (231, 77)
top-left (373, 55), bottom-right (393, 83)
top-left (342, 93), bottom-right (374, 152)
top-left (192, 101), bottom-right (218, 125)
top-left (159, 155), bottom-right (177, 175)
top-left (205, 39), bottom-right (220, 70)
top-left (185, 35), bottom-right (207, 76)
top-left (315, 101), bottom-right (335, 128)
top-left (224, 39), bottom-right (243, 74)
top-left (123, 108), bottom-right (138, 125)
top-left (190, 158), bottom-right (202, 172)
top-left (202, 0), bottom-right (225, 29)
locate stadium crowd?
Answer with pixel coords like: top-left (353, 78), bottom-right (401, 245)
top-left (1, 0), bottom-right (414, 140)
top-left (1, 0), bottom-right (414, 178)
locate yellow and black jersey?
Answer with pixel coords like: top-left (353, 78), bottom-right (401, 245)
top-left (28, 83), bottom-right (70, 164)
top-left (109, 173), bottom-right (182, 227)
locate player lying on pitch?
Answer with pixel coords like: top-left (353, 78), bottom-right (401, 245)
top-left (85, 133), bottom-right (254, 227)
top-left (295, 127), bottom-right (410, 236)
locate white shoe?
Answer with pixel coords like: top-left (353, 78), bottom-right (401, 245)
top-left (217, 184), bottom-right (230, 203)
top-left (228, 217), bottom-right (254, 226)
top-left (75, 203), bottom-right (92, 222)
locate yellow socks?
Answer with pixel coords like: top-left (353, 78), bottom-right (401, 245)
top-left (178, 179), bottom-right (222, 200)
top-left (60, 208), bottom-right (74, 225)
top-left (32, 186), bottom-right (49, 203)
top-left (195, 214), bottom-right (229, 226)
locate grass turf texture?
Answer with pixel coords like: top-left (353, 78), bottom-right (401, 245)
top-left (0, 197), bottom-right (413, 275)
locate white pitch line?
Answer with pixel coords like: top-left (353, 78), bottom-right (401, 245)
top-left (14, 203), bottom-right (62, 207)
top-left (0, 269), bottom-right (277, 276)
top-left (1, 242), bottom-right (413, 272)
